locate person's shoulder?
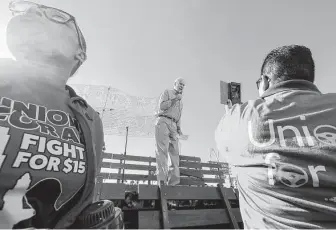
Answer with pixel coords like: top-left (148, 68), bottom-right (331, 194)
top-left (318, 92), bottom-right (336, 101)
top-left (66, 85), bottom-right (101, 118)
top-left (159, 89), bottom-right (173, 98)
top-left (87, 103), bottom-right (101, 120)
top-left (163, 89), bottom-right (173, 94)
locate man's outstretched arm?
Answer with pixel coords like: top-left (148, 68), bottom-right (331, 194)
top-left (215, 101), bottom-right (249, 165)
top-left (215, 107), bottom-right (232, 162)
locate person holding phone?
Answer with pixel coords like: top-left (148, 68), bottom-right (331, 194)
top-left (215, 45), bottom-right (336, 229)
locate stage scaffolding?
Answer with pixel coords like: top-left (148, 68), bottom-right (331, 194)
top-left (70, 84), bottom-right (159, 138)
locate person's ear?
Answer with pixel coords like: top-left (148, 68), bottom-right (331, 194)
top-left (261, 75), bottom-right (270, 91)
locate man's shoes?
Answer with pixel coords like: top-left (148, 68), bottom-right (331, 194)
top-left (168, 180), bottom-right (180, 186)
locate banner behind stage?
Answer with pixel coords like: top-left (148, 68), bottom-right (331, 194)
top-left (70, 84), bottom-right (160, 138)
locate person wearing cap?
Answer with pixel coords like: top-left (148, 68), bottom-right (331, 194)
top-left (155, 78), bottom-right (186, 186)
top-left (0, 1), bottom-right (106, 228)
top-left (215, 45), bottom-right (336, 228)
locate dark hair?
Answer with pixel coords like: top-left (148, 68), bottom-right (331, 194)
top-left (125, 192), bottom-right (133, 199)
top-left (261, 45), bottom-right (315, 82)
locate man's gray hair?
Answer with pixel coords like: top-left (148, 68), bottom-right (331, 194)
top-left (175, 78), bottom-right (186, 84)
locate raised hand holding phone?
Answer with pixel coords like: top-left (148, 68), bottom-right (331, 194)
top-left (224, 99), bottom-right (233, 114)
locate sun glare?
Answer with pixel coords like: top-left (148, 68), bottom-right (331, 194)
top-left (0, 25), bottom-right (13, 58)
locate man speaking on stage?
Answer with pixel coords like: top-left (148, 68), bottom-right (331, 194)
top-left (155, 78), bottom-right (186, 186)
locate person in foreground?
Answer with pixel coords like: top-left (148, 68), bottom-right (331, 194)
top-left (0, 1), bottom-right (112, 229)
top-left (155, 78), bottom-right (186, 186)
top-left (215, 45), bottom-right (336, 229)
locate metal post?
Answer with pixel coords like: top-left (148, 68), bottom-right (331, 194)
top-left (227, 166), bottom-right (236, 189)
top-left (121, 126), bottom-right (129, 183)
top-left (100, 86), bottom-right (111, 178)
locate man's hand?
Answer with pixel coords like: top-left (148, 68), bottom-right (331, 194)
top-left (224, 99), bottom-right (233, 114)
top-left (177, 129), bottom-right (183, 136)
top-left (177, 126), bottom-right (183, 136)
top-left (0, 173), bottom-right (35, 229)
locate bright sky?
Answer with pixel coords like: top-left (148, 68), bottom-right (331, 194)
top-left (1, 0), bottom-right (336, 162)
